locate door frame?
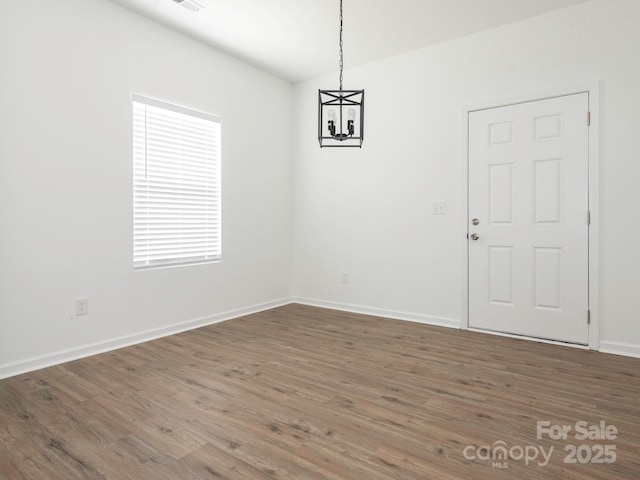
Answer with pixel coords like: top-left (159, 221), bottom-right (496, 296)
top-left (461, 84), bottom-right (600, 351)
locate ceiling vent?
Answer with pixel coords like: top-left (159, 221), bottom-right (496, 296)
top-left (172, 0), bottom-right (203, 12)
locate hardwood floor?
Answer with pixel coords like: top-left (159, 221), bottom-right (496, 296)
top-left (1, 304), bottom-right (639, 479)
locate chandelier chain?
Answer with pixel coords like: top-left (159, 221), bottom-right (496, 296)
top-left (339, 0), bottom-right (343, 91)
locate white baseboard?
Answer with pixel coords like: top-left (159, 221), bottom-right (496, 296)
top-left (0, 297), bottom-right (293, 380)
top-left (599, 341), bottom-right (640, 359)
top-left (293, 297), bottom-right (461, 329)
top-left (7, 299), bottom-right (635, 380)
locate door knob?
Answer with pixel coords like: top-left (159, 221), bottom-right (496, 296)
top-left (470, 233), bottom-right (479, 241)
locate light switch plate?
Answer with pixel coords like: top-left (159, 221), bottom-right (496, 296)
top-left (432, 201), bottom-right (447, 215)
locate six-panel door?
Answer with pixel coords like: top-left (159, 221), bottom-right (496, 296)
top-left (468, 93), bottom-right (589, 344)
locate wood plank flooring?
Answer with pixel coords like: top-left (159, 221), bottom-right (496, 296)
top-left (1, 304), bottom-right (639, 479)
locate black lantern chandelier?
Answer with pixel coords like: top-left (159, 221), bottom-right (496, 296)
top-left (318, 0), bottom-right (364, 148)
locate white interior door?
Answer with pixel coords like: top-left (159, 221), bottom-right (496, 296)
top-left (468, 93), bottom-right (589, 344)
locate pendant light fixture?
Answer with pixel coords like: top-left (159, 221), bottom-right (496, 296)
top-left (318, 0), bottom-right (364, 148)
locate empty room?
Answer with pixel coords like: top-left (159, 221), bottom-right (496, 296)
top-left (1, 0), bottom-right (639, 478)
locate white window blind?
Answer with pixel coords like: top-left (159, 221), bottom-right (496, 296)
top-left (132, 94), bottom-right (221, 269)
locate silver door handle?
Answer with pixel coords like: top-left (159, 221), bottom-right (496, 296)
top-left (470, 233), bottom-right (479, 241)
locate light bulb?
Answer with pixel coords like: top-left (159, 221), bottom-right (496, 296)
top-left (327, 109), bottom-right (336, 121)
top-left (347, 109), bottom-right (356, 121)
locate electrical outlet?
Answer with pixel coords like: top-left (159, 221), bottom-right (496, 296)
top-left (432, 201), bottom-right (447, 215)
top-left (75, 297), bottom-right (89, 316)
top-left (340, 272), bottom-right (350, 284)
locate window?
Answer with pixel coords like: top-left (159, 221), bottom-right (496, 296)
top-left (132, 94), bottom-right (221, 269)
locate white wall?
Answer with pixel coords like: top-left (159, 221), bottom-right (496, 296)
top-left (292, 0), bottom-right (640, 355)
top-left (0, 0), bottom-right (293, 377)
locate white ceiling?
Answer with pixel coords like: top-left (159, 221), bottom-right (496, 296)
top-left (109, 0), bottom-right (590, 83)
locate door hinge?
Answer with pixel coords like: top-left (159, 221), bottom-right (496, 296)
top-left (587, 111), bottom-right (591, 126)
top-left (588, 210), bottom-right (591, 225)
top-left (587, 310), bottom-right (591, 325)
